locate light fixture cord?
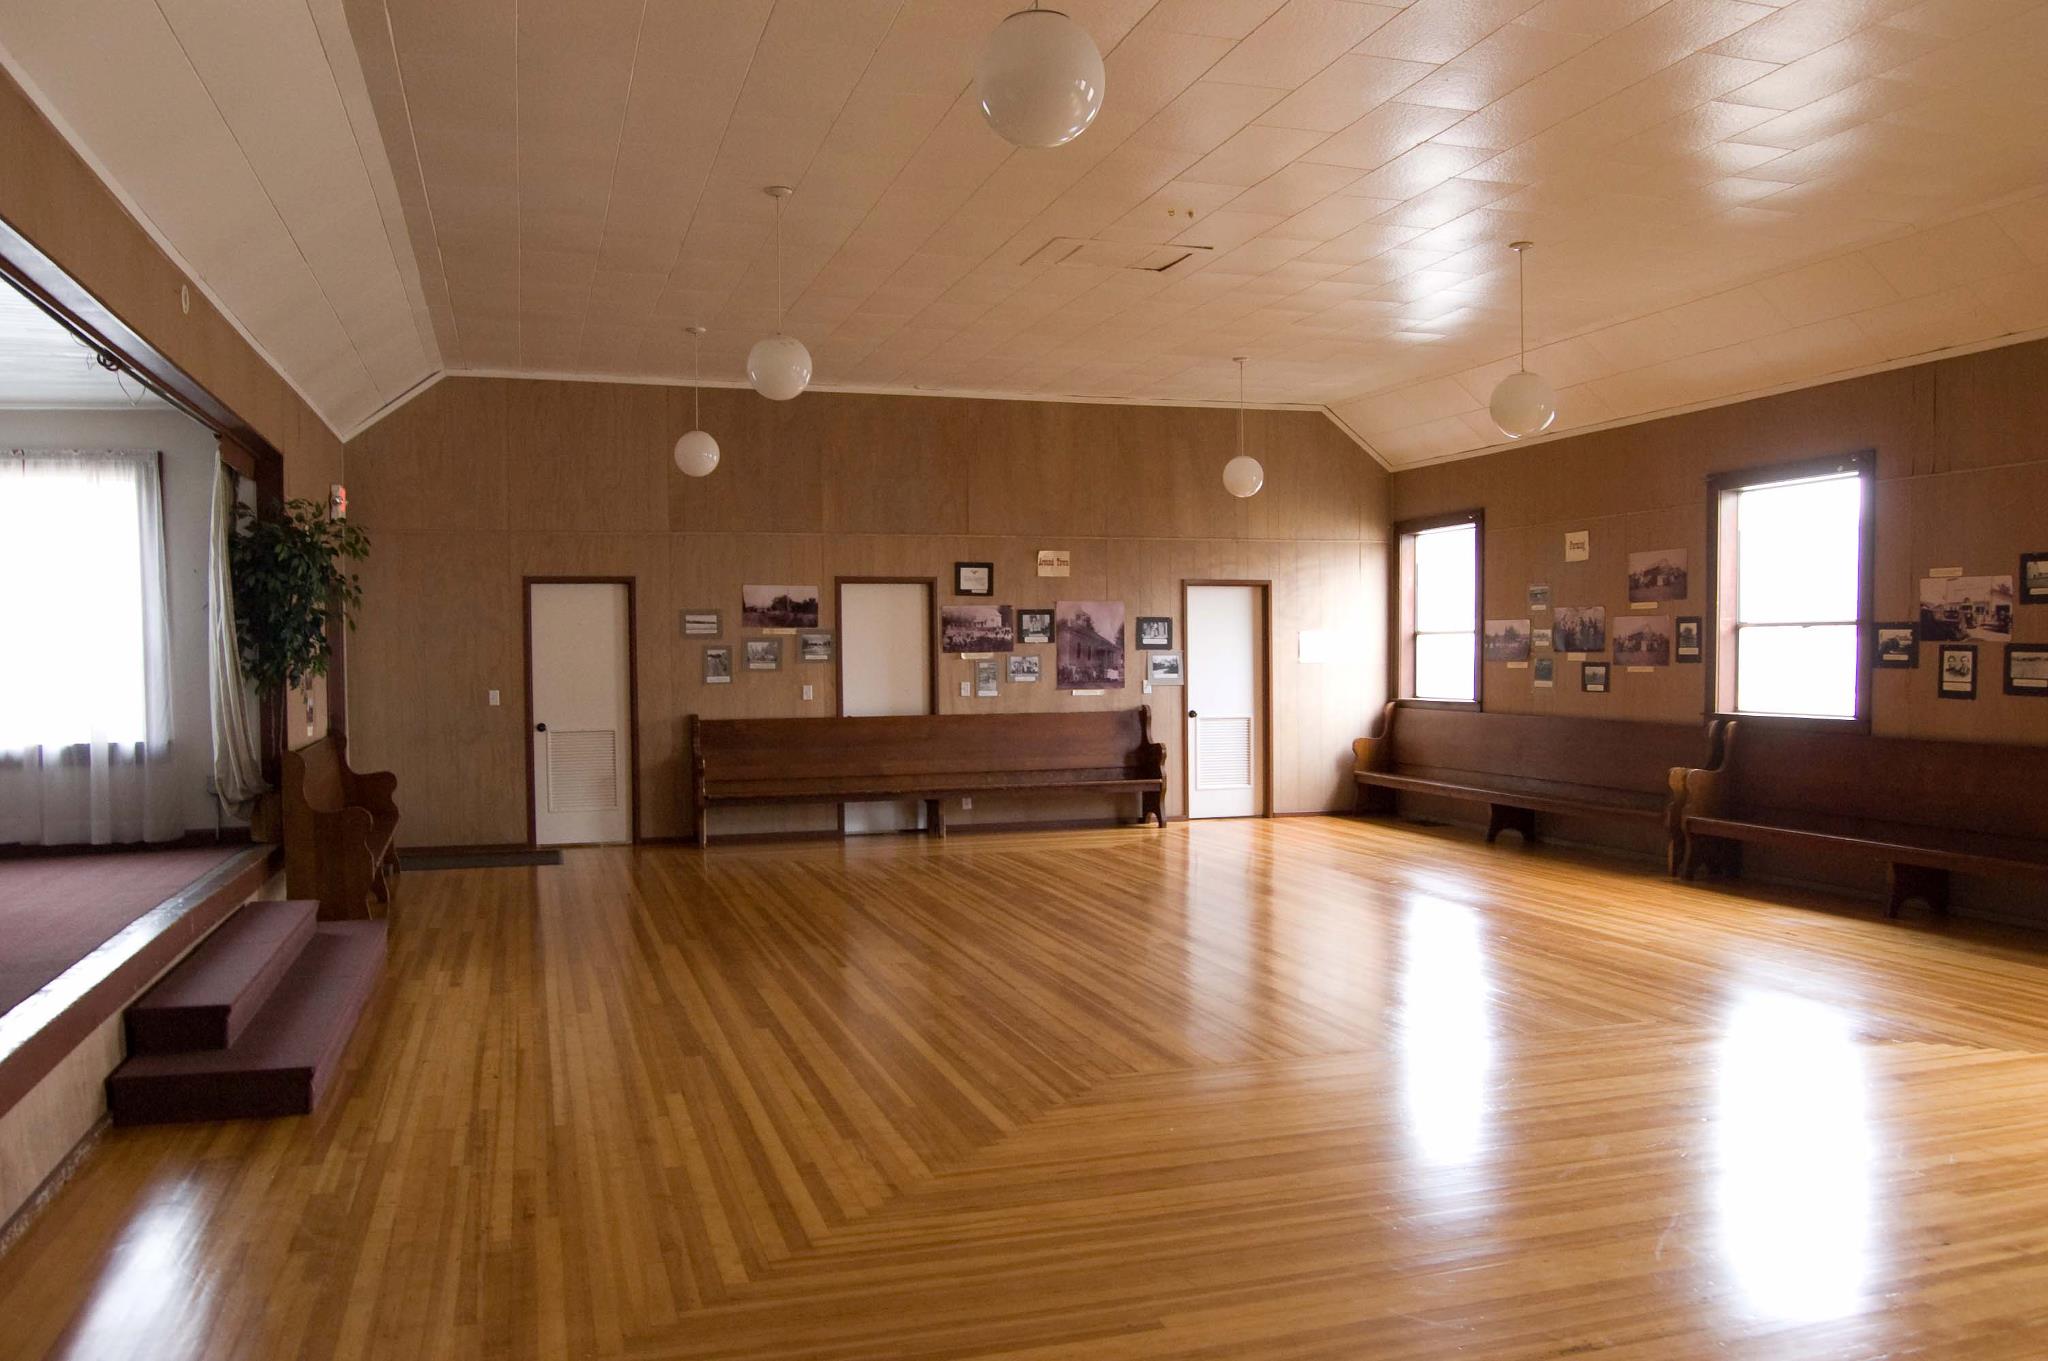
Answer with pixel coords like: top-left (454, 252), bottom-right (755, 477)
top-left (692, 330), bottom-right (702, 426)
top-left (774, 193), bottom-right (785, 332)
top-left (1517, 246), bottom-right (1527, 373)
top-left (1237, 358), bottom-right (1246, 457)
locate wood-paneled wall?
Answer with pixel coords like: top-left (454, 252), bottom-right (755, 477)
top-left (1389, 337), bottom-right (2048, 744)
top-left (0, 65), bottom-right (345, 749)
top-left (344, 378), bottom-right (1388, 846)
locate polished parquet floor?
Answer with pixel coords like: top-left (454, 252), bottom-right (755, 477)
top-left (6, 816), bottom-right (2048, 1359)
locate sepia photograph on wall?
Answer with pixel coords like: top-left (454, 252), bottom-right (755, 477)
top-left (941, 604), bottom-right (1014, 653)
top-left (1056, 601), bottom-right (1125, 690)
top-left (742, 585), bottom-right (819, 630)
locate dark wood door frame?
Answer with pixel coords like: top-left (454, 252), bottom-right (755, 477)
top-left (1179, 579), bottom-right (1275, 821)
top-left (522, 576), bottom-right (643, 848)
top-left (0, 211), bottom-right (294, 778)
top-left (832, 576), bottom-right (939, 836)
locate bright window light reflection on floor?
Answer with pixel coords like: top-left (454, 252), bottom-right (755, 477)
top-left (1715, 991), bottom-right (1874, 1322)
top-left (1733, 473), bottom-right (1861, 719)
top-left (1398, 896), bottom-right (1491, 1167)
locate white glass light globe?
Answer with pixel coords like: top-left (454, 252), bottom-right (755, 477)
top-left (976, 8), bottom-right (1105, 149)
top-left (1223, 455), bottom-right (1265, 499)
top-left (1488, 369), bottom-right (1558, 439)
top-left (746, 334), bottom-right (812, 402)
top-left (673, 429), bottom-right (720, 478)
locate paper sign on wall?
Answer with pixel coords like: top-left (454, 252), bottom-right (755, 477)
top-left (1564, 530), bottom-right (1590, 562)
top-left (1037, 549), bottom-right (1071, 577)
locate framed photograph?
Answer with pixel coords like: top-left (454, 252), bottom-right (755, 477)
top-left (681, 608), bottom-right (721, 638)
top-left (955, 562), bottom-right (994, 596)
top-left (702, 646), bottom-right (733, 685)
top-left (1581, 662), bottom-right (1610, 693)
top-left (1533, 657), bottom-right (1555, 686)
top-left (1938, 643), bottom-right (1976, 698)
top-left (745, 638), bottom-right (782, 671)
top-left (1146, 651), bottom-right (1184, 684)
top-left (1873, 622), bottom-right (1917, 669)
top-left (798, 631), bottom-right (834, 663)
top-left (974, 658), bottom-right (1000, 697)
top-left (1627, 548), bottom-right (1688, 603)
top-left (2005, 643), bottom-right (2048, 696)
top-left (1612, 614), bottom-right (1672, 666)
top-left (1055, 600), bottom-right (1126, 690)
top-left (1136, 616), bottom-right (1173, 650)
top-left (1017, 609), bottom-right (1053, 645)
top-left (2022, 554), bottom-right (2048, 604)
top-left (1675, 616), bottom-right (1702, 662)
top-left (1920, 575), bottom-right (2013, 641)
top-left (1531, 626), bottom-right (1553, 651)
top-left (941, 604), bottom-right (1014, 653)
top-left (1528, 583), bottom-right (1551, 611)
top-left (741, 585), bottom-right (819, 630)
top-left (1554, 605), bottom-right (1607, 653)
top-left (1008, 654), bottom-right (1040, 683)
top-left (1483, 619), bottom-right (1532, 662)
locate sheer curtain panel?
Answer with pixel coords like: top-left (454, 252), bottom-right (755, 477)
top-left (0, 450), bottom-right (180, 845)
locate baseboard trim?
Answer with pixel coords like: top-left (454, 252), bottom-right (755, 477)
top-left (0, 1113), bottom-right (105, 1259)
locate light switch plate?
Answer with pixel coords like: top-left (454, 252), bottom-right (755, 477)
top-left (960, 680), bottom-right (971, 697)
top-left (961, 796), bottom-right (972, 810)
top-left (488, 689), bottom-right (500, 706)
top-left (802, 684), bottom-right (814, 701)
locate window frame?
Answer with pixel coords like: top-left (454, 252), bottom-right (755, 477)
top-left (1391, 508), bottom-right (1484, 710)
top-left (1705, 450), bottom-right (1875, 731)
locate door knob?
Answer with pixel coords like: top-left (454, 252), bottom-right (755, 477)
top-left (535, 722), bottom-right (548, 732)
top-left (1187, 710), bottom-right (1198, 718)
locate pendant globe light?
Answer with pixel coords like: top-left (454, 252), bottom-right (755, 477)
top-left (976, 4), bottom-right (1105, 149)
top-left (746, 185), bottom-right (812, 402)
top-left (673, 325), bottom-right (720, 478)
top-left (1223, 356), bottom-right (1265, 499)
top-left (1488, 240), bottom-right (1558, 439)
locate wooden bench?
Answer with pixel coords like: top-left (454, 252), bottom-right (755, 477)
top-left (1353, 703), bottom-right (1726, 866)
top-left (1677, 724), bottom-right (2048, 916)
top-left (688, 709), bottom-right (1167, 846)
top-left (281, 735), bottom-right (399, 920)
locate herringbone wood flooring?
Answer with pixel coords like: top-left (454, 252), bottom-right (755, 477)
top-left (5, 817), bottom-right (2048, 1358)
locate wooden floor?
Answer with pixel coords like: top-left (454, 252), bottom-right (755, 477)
top-left (5, 817), bottom-right (2048, 1358)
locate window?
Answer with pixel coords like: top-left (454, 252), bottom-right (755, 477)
top-left (0, 451), bottom-right (166, 749)
top-left (1396, 513), bottom-right (1481, 704)
top-left (1711, 456), bottom-right (1871, 721)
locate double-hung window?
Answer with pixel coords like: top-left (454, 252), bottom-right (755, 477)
top-left (1396, 512), bottom-right (1481, 704)
top-left (1710, 455), bottom-right (1872, 722)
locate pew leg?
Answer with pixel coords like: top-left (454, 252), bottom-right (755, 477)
top-left (1355, 782), bottom-right (1395, 817)
top-left (1486, 804), bottom-right (1537, 845)
top-left (1715, 838), bottom-right (1745, 879)
top-left (1886, 862), bottom-right (1949, 919)
top-left (926, 799), bottom-right (947, 837)
top-left (1142, 789), bottom-right (1165, 828)
top-left (696, 805), bottom-right (710, 848)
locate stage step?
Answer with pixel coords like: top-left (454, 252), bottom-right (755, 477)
top-left (106, 921), bottom-right (387, 1126)
top-left (124, 900), bottom-right (319, 1055)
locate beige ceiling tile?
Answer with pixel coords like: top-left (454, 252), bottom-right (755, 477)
top-left (1305, 101), bottom-right (1474, 168)
top-left (1210, 0), bottom-right (1405, 87)
top-left (1226, 161), bottom-right (1374, 213)
top-left (1395, 22), bottom-right (1604, 111)
top-left (1131, 79), bottom-right (1292, 154)
top-left (1255, 54), bottom-right (1440, 129)
top-left (1182, 123), bottom-right (1331, 183)
top-left (1097, 181), bottom-right (1252, 242)
top-left (1375, 176), bottom-right (1520, 228)
top-left (1992, 195), bottom-right (2048, 265)
top-left (1172, 208), bottom-right (1295, 250)
top-left (1751, 251), bottom-right (1902, 323)
top-left (1851, 281), bottom-right (2005, 356)
top-left (1358, 0), bottom-right (1549, 63)
top-left (1860, 212), bottom-right (2032, 296)
top-left (1302, 220), bottom-right (1434, 262)
top-left (1661, 284), bottom-right (1791, 348)
top-left (1516, 0), bottom-right (1683, 37)
top-left (1581, 310), bottom-right (1694, 369)
top-left (1713, 0), bottom-right (1923, 63)
top-left (1967, 264), bottom-right (2048, 334)
top-left (1721, 24), bottom-right (1944, 108)
top-left (1206, 234), bottom-right (1324, 274)
top-left (1269, 193), bottom-right (1406, 239)
top-left (1346, 142), bottom-right (1501, 198)
top-left (1880, 0), bottom-right (2045, 37)
top-left (1150, 0), bottom-right (1297, 39)
top-left (1727, 76), bottom-right (1925, 148)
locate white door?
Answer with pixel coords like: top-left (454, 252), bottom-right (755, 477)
top-left (529, 582), bottom-right (633, 845)
top-left (839, 581), bottom-right (931, 833)
top-left (1186, 585), bottom-right (1261, 819)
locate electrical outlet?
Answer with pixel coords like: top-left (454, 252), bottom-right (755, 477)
top-left (960, 796), bottom-right (972, 811)
top-left (1143, 681), bottom-right (1153, 694)
top-left (960, 680), bottom-right (971, 697)
top-left (488, 689), bottom-right (500, 707)
top-left (802, 684), bottom-right (814, 701)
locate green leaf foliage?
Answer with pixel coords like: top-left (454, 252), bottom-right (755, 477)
top-left (228, 498), bottom-right (370, 692)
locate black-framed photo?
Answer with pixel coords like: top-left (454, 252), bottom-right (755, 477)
top-left (798, 631), bottom-right (834, 663)
top-left (2006, 643), bottom-right (2048, 696)
top-left (1533, 657), bottom-right (1555, 686)
top-left (1938, 643), bottom-right (1976, 699)
top-left (1675, 615), bottom-right (1702, 662)
top-left (1136, 616), bottom-right (1173, 649)
top-left (955, 562), bottom-right (994, 596)
top-left (745, 638), bottom-right (782, 671)
top-left (741, 585), bottom-right (819, 629)
top-left (702, 645), bottom-right (732, 685)
top-left (1017, 609), bottom-right (1053, 644)
top-left (1581, 662), bottom-right (1610, 693)
top-left (1008, 654), bottom-right (1041, 683)
top-left (2022, 553), bottom-right (2048, 604)
top-left (681, 608), bottom-right (721, 638)
top-left (1873, 622), bottom-right (1917, 668)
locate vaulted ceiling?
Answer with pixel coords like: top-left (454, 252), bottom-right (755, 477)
top-left (4, 0), bottom-right (2047, 465)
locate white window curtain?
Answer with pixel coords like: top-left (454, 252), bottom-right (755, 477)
top-left (208, 461), bottom-right (264, 811)
top-left (0, 449), bottom-right (180, 845)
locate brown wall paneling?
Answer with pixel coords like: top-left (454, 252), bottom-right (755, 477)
top-left (1386, 336), bottom-right (2048, 920)
top-left (345, 377), bottom-right (1389, 845)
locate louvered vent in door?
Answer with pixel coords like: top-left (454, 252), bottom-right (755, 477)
top-left (547, 729), bottom-right (619, 811)
top-left (1195, 716), bottom-right (1253, 790)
